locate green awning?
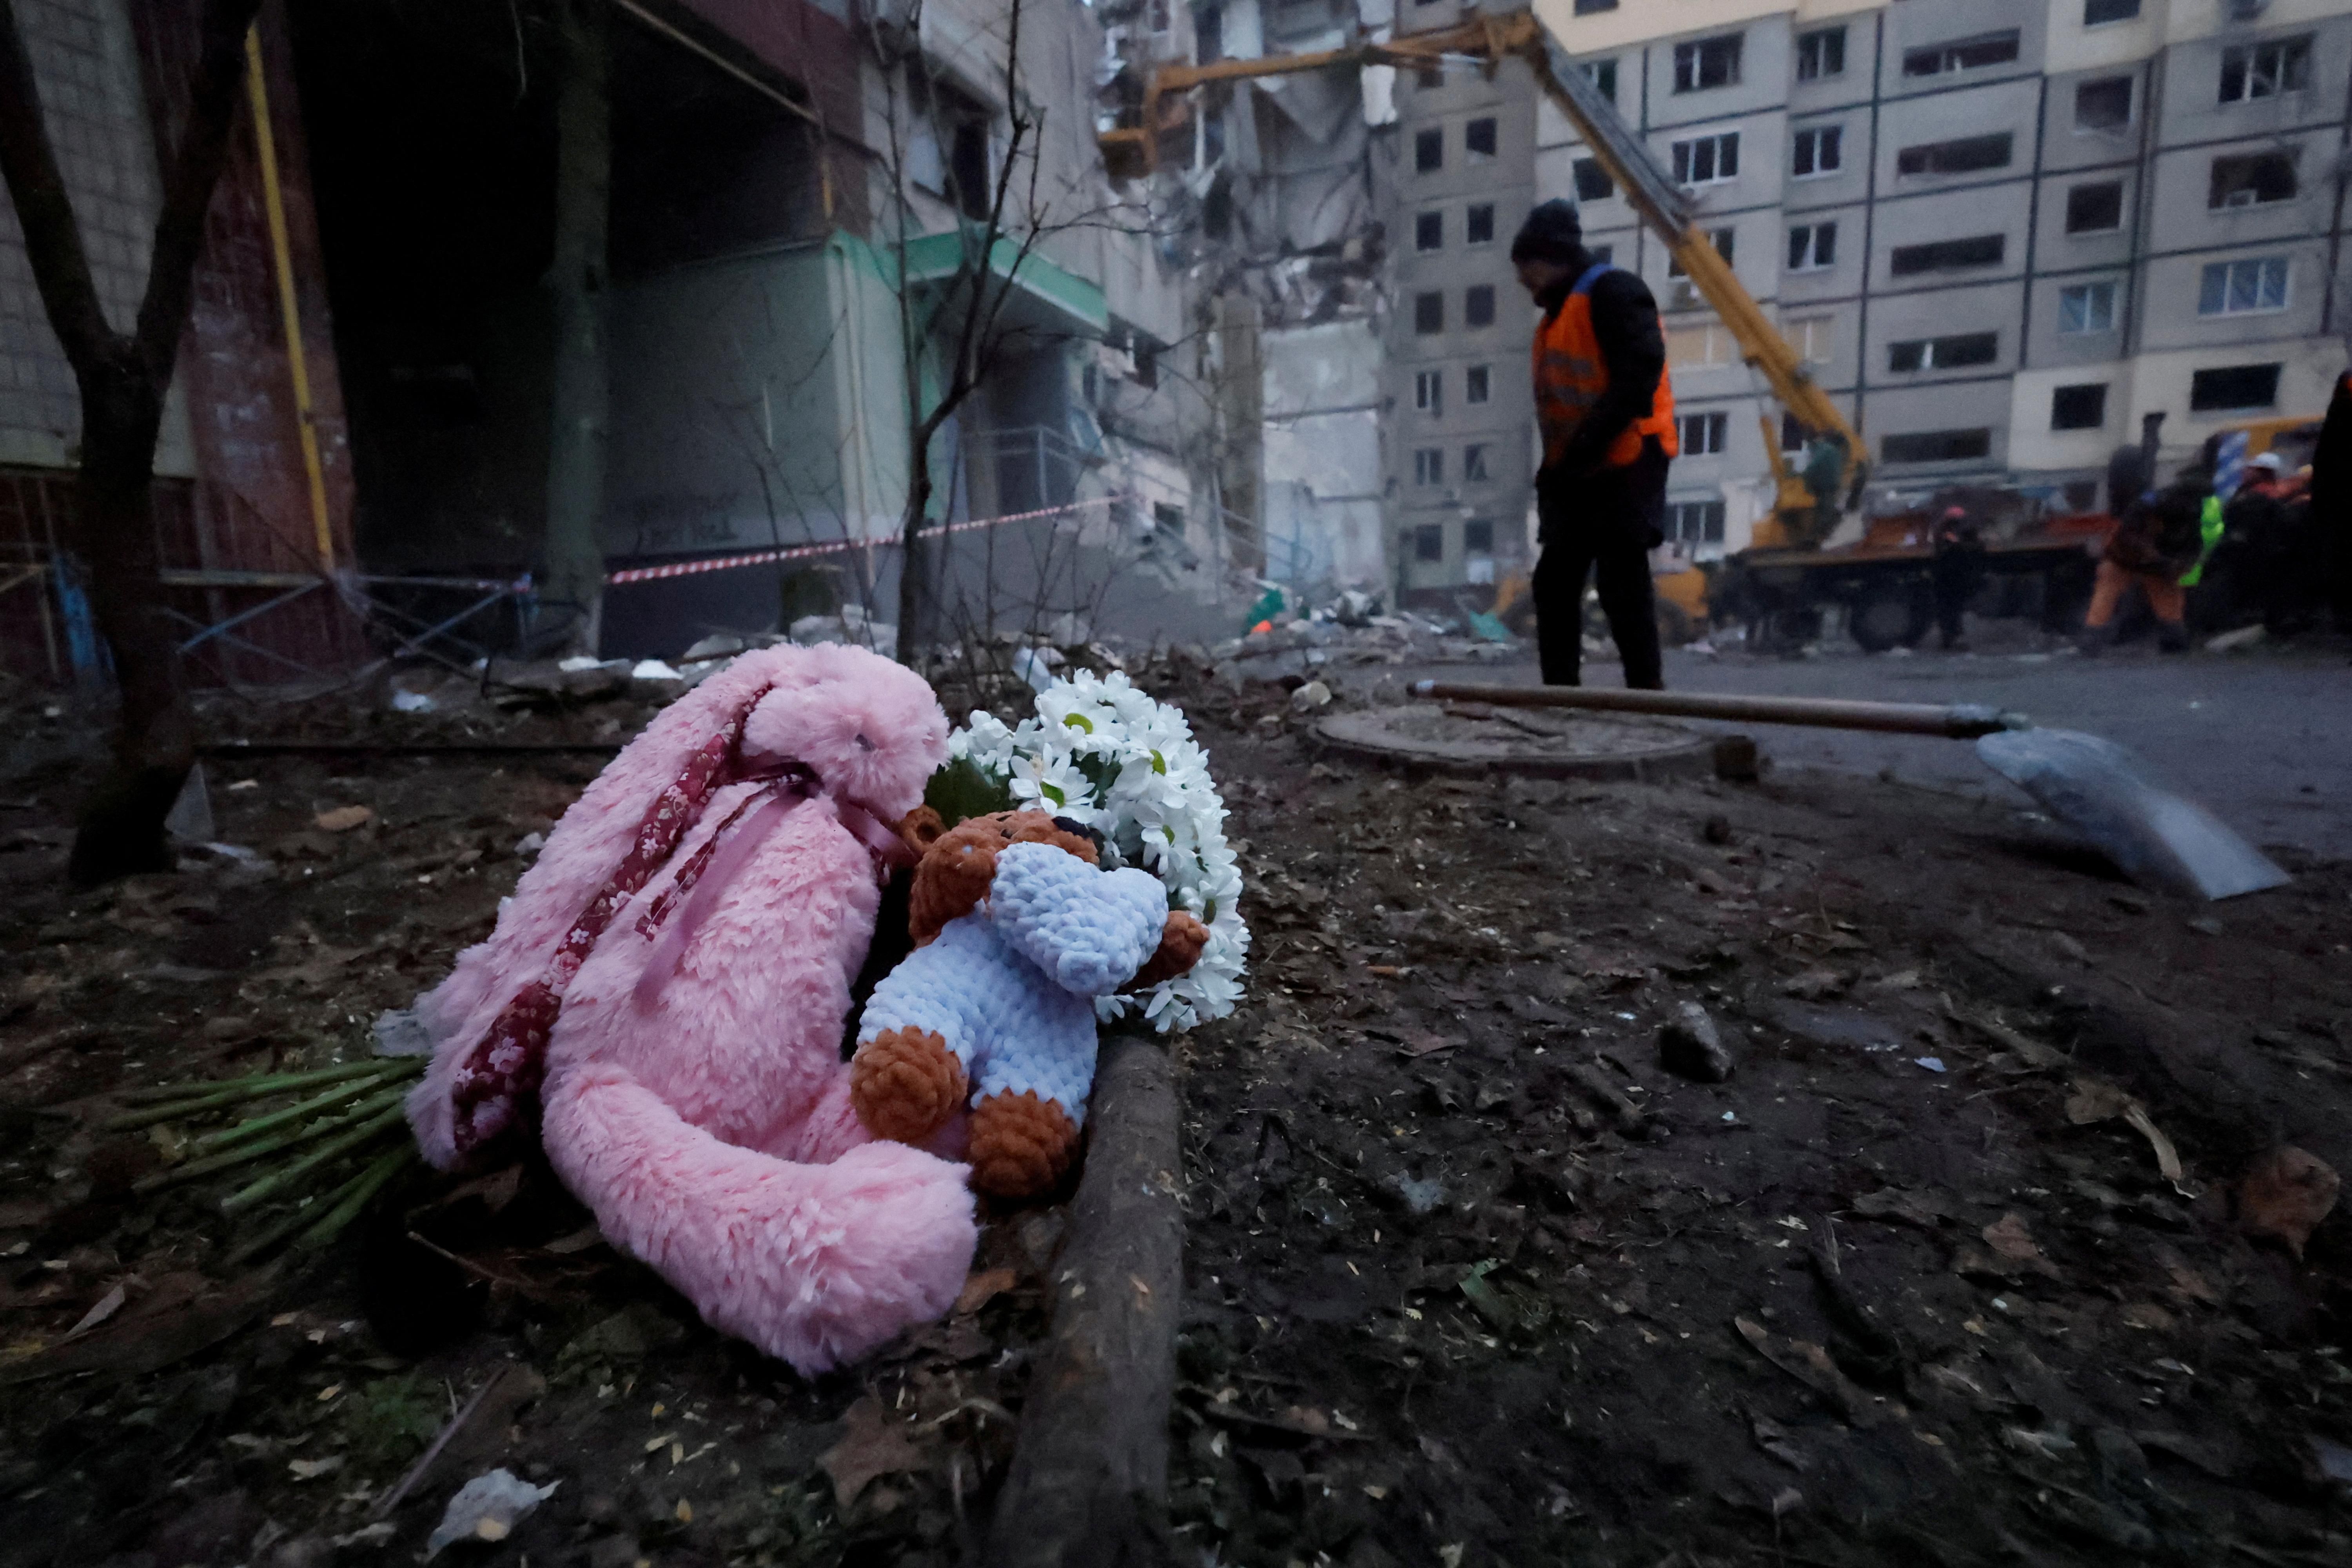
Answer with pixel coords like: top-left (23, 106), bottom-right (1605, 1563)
top-left (898, 229), bottom-right (1109, 335)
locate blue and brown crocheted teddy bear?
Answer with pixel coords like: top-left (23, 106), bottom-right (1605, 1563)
top-left (849, 810), bottom-right (1207, 1197)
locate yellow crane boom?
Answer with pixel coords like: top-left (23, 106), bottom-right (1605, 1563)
top-left (1100, 9), bottom-right (1865, 547)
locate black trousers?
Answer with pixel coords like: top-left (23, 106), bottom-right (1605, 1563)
top-left (1533, 445), bottom-right (1667, 689)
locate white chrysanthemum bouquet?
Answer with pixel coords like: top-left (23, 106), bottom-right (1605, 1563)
top-left (943, 670), bottom-right (1248, 1031)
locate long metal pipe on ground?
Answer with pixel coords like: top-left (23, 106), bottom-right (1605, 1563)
top-left (1408, 681), bottom-right (2029, 740)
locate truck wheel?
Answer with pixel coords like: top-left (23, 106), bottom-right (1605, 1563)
top-left (1850, 583), bottom-right (1931, 653)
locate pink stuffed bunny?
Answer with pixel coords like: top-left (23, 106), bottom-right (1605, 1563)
top-left (404, 643), bottom-right (976, 1373)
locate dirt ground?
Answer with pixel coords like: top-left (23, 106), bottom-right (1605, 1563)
top-left (1, 657), bottom-right (2350, 1567)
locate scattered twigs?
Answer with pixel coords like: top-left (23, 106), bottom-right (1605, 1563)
top-left (372, 1366), bottom-right (515, 1518)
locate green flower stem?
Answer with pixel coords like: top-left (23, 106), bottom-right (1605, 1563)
top-left (133, 1095), bottom-right (406, 1194)
top-left (294, 1146), bottom-right (415, 1250)
top-left (103, 1060), bottom-right (407, 1127)
top-left (190, 1070), bottom-right (407, 1154)
top-left (216, 1101), bottom-right (409, 1214)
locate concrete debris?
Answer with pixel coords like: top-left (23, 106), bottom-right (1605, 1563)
top-left (1657, 1001), bottom-right (1735, 1083)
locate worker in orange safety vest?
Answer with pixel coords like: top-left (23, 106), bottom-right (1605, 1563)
top-left (1513, 200), bottom-right (1677, 689)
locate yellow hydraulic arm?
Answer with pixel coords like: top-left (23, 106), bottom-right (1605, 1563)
top-left (1100, 10), bottom-right (1865, 546)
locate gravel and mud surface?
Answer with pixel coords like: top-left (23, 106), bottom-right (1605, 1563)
top-left (0, 654), bottom-right (2348, 1568)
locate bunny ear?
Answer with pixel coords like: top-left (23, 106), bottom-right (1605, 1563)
top-left (414, 650), bottom-right (807, 1058)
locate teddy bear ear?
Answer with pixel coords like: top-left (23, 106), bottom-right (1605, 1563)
top-left (897, 805), bottom-right (948, 857)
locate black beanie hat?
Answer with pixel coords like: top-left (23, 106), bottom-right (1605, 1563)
top-left (1509, 199), bottom-right (1583, 265)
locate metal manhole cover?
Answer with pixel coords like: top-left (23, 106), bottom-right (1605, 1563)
top-left (1312, 701), bottom-right (1713, 781)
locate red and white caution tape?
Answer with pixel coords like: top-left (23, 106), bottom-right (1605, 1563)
top-left (603, 494), bottom-right (1129, 587)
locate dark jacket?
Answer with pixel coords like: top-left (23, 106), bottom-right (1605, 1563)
top-left (1534, 250), bottom-right (1669, 485)
top-left (2106, 481), bottom-right (2206, 577)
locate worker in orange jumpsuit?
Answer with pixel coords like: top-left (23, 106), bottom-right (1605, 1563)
top-left (2082, 479), bottom-right (2204, 654)
top-left (1513, 200), bottom-right (1677, 689)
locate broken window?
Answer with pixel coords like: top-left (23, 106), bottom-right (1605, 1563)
top-left (1415, 369), bottom-right (1443, 413)
top-left (1413, 522), bottom-right (1444, 559)
top-left (1888, 234), bottom-right (2005, 276)
top-left (1791, 125), bottom-right (1841, 177)
top-left (1415, 127), bottom-right (1443, 173)
top-left (2074, 76), bottom-right (2132, 132)
top-left (1677, 410), bottom-right (1728, 454)
top-left (2065, 182), bottom-right (2124, 234)
top-left (1463, 445), bottom-right (1490, 482)
top-left (2198, 256), bottom-right (2288, 316)
top-left (1573, 158), bottom-right (1613, 202)
top-left (1465, 364), bottom-right (1490, 404)
top-left (2083, 0), bottom-right (2139, 23)
top-left (1886, 331), bottom-right (1997, 372)
top-left (2058, 281), bottom-right (2118, 334)
top-left (1673, 34), bottom-right (1743, 94)
top-left (1583, 58), bottom-right (1617, 103)
top-left (1787, 221), bottom-right (1836, 271)
top-left (1896, 133), bottom-right (2013, 178)
top-left (1671, 132), bottom-right (1740, 185)
top-left (2209, 152), bottom-right (2296, 209)
top-left (1465, 285), bottom-right (1496, 328)
top-left (2189, 363), bottom-right (2281, 412)
top-left (1902, 31), bottom-right (2020, 77)
top-left (1463, 517), bottom-right (1495, 552)
top-left (1466, 204), bottom-right (1495, 244)
top-left (1415, 292), bottom-right (1443, 334)
top-left (1416, 211), bottom-right (1443, 252)
top-left (2051, 383), bottom-right (2108, 431)
top-left (1881, 428), bottom-right (1992, 463)
top-left (1465, 118), bottom-right (1497, 160)
top-left (1797, 26), bottom-right (1846, 81)
top-left (2219, 36), bottom-right (2311, 103)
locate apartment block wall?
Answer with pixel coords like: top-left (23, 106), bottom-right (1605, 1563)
top-left (1535, 0), bottom-right (2352, 558)
top-left (1387, 2), bottom-right (1541, 596)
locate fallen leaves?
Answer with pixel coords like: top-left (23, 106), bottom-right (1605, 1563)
top-left (1732, 1316), bottom-right (1883, 1428)
top-left (314, 806), bottom-right (376, 833)
top-left (2065, 1077), bottom-right (2194, 1196)
top-left (818, 1396), bottom-right (930, 1509)
top-left (2236, 1145), bottom-right (2340, 1259)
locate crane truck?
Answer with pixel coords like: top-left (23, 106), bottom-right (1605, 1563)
top-left (1105, 13), bottom-right (2325, 651)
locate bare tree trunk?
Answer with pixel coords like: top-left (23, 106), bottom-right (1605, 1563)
top-left (895, 431), bottom-right (937, 668)
top-left (541, 0), bottom-right (612, 656)
top-left (0, 0), bottom-right (261, 884)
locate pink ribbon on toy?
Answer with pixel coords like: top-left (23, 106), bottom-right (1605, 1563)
top-left (444, 687), bottom-right (912, 1158)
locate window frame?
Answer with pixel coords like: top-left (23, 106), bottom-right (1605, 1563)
top-left (1791, 124), bottom-right (1843, 179)
top-left (1785, 314), bottom-right (1835, 364)
top-left (1572, 158), bottom-right (1615, 203)
top-left (1415, 211), bottom-right (1443, 252)
top-left (1464, 284), bottom-right (1497, 329)
top-left (1414, 290), bottom-right (1444, 334)
top-left (2057, 280), bottom-right (2119, 335)
top-left (1465, 364), bottom-right (1491, 405)
top-left (1676, 409), bottom-right (1730, 455)
top-left (1412, 521), bottom-right (1445, 561)
top-left (1795, 25), bottom-right (1846, 82)
top-left (2219, 36), bottom-right (2313, 105)
top-left (1672, 34), bottom-right (1744, 94)
top-left (1671, 131), bottom-right (1741, 187)
top-left (1465, 117), bottom-right (1499, 162)
top-left (1881, 428), bottom-right (1994, 464)
top-left (2083, 0), bottom-right (2140, 25)
top-left (1583, 58), bottom-right (1618, 104)
top-left (2197, 255), bottom-right (2290, 317)
top-left (1414, 127), bottom-right (1444, 173)
top-left (1465, 204), bottom-right (1496, 245)
top-left (1787, 221), bottom-right (1837, 272)
top-left (1463, 444), bottom-right (1491, 483)
top-left (1414, 368), bottom-right (1443, 414)
top-left (1412, 448), bottom-right (1445, 487)
top-left (1901, 30), bottom-right (2021, 79)
top-left (1665, 499), bottom-right (1728, 544)
top-left (1886, 330), bottom-right (1998, 373)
